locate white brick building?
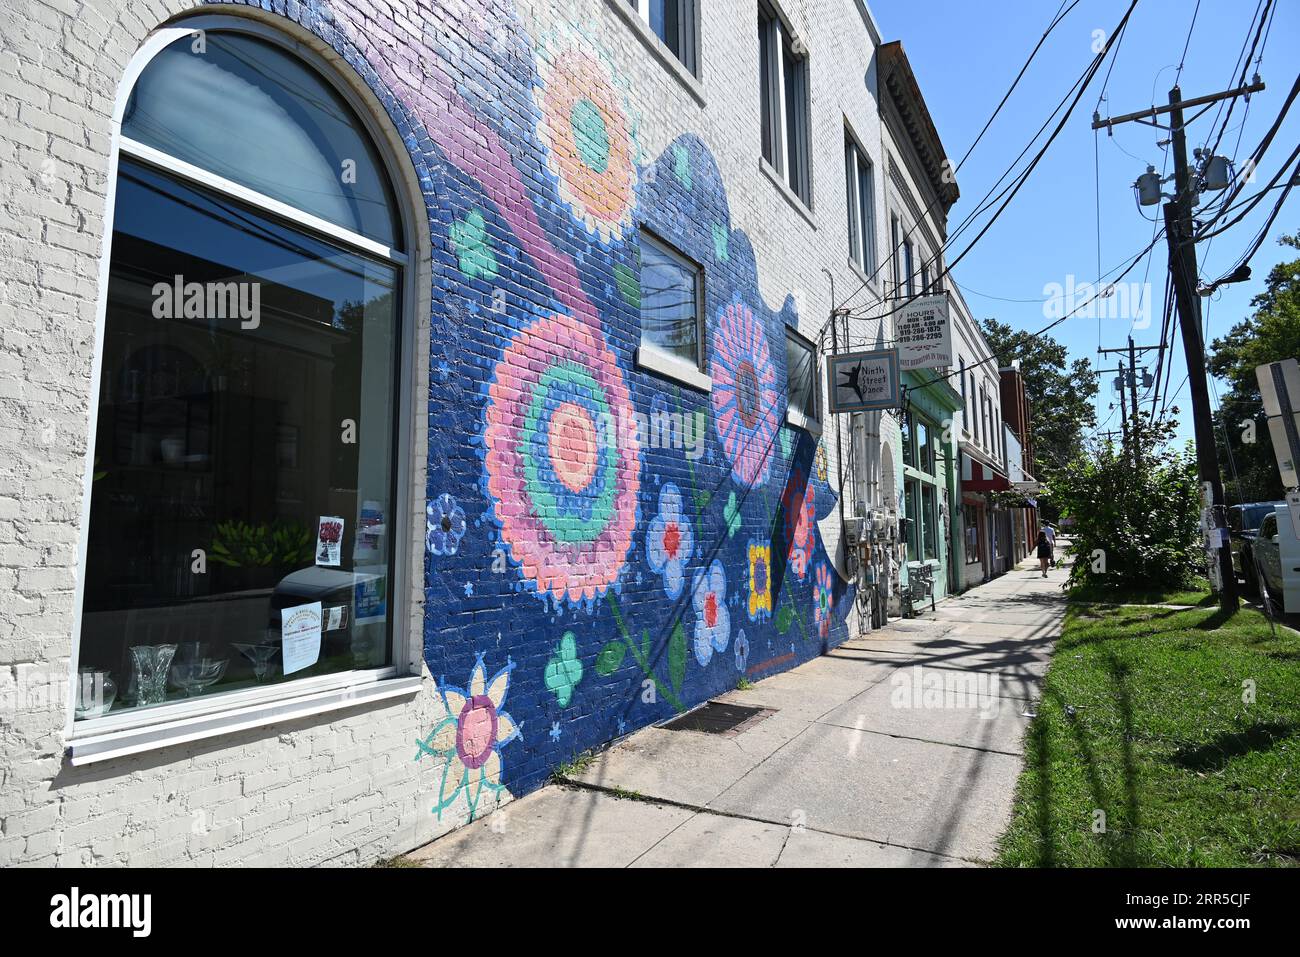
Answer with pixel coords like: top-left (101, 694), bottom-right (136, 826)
top-left (0, 0), bottom-right (1003, 867)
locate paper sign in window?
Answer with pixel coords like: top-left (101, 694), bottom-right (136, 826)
top-left (281, 601), bottom-right (322, 675)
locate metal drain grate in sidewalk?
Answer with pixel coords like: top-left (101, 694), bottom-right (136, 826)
top-left (661, 701), bottom-right (775, 736)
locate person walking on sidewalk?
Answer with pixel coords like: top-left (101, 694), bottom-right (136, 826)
top-left (1042, 522), bottom-right (1057, 567)
top-left (1036, 530), bottom-right (1052, 578)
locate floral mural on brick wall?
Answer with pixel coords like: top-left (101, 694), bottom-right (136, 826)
top-left (325, 0), bottom-right (851, 809)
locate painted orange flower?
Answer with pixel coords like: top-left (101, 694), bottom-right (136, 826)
top-left (536, 46), bottom-right (636, 243)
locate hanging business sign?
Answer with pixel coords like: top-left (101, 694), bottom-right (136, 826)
top-left (827, 348), bottom-right (900, 413)
top-left (1256, 358), bottom-right (1300, 489)
top-left (896, 294), bottom-right (952, 370)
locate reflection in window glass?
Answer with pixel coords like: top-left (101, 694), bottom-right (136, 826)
top-left (648, 1), bottom-right (680, 57)
top-left (917, 419), bottom-right (932, 474)
top-left (922, 484), bottom-right (937, 560)
top-left (857, 152), bottom-right (875, 273)
top-left (964, 504), bottom-right (980, 564)
top-left (901, 411), bottom-right (913, 469)
top-left (905, 479), bottom-right (919, 556)
top-left (77, 159), bottom-right (398, 718)
top-left (785, 330), bottom-right (817, 421)
top-left (123, 32), bottom-right (400, 248)
top-left (639, 232), bottom-right (701, 366)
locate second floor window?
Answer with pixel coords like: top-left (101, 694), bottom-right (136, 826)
top-left (845, 136), bottom-right (876, 274)
top-left (628, 0), bottom-right (698, 75)
top-left (891, 215), bottom-right (901, 290)
top-left (758, 2), bottom-right (811, 205)
top-left (785, 328), bottom-right (818, 424)
top-left (638, 230), bottom-right (704, 369)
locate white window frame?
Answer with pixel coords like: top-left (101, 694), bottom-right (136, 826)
top-left (65, 15), bottom-right (423, 764)
top-left (845, 132), bottom-right (877, 277)
top-left (784, 326), bottom-right (821, 433)
top-left (890, 214), bottom-right (902, 293)
top-left (626, 0), bottom-right (699, 76)
top-left (758, 1), bottom-right (811, 206)
top-left (634, 228), bottom-right (712, 393)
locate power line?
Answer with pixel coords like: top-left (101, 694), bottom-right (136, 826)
top-left (829, 0), bottom-right (1116, 320)
top-left (901, 228), bottom-right (1165, 406)
top-left (1209, 151), bottom-right (1300, 284)
top-left (1174, 0), bottom-right (1202, 87)
top-left (840, 1), bottom-right (1141, 334)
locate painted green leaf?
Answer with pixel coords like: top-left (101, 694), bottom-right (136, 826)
top-left (776, 604), bottom-right (793, 635)
top-left (723, 491), bottom-right (742, 538)
top-left (640, 629), bottom-right (651, 662)
top-left (595, 640), bottom-right (627, 676)
top-left (668, 622), bottom-right (687, 694)
top-left (614, 262), bottom-right (641, 309)
top-left (712, 221), bottom-right (729, 262)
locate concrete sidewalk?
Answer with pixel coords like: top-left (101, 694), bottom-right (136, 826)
top-left (406, 555), bottom-right (1070, 867)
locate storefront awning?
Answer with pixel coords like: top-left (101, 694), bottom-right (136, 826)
top-left (960, 452), bottom-right (1011, 492)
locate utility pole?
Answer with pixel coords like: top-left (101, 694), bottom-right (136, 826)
top-left (1127, 337), bottom-right (1142, 466)
top-left (1095, 80), bottom-right (1260, 612)
top-left (1118, 361), bottom-right (1130, 462)
top-left (1100, 339), bottom-right (1161, 470)
top-left (1164, 88), bottom-right (1238, 611)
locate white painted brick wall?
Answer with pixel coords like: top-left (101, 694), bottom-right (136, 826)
top-left (0, 0), bottom-right (894, 866)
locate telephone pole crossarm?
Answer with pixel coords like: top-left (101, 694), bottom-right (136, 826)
top-left (1092, 80), bottom-right (1265, 131)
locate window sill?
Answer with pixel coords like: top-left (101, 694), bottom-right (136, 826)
top-left (605, 0), bottom-right (706, 108)
top-left (760, 158), bottom-right (816, 229)
top-left (67, 672), bottom-right (424, 766)
top-left (785, 406), bottom-right (822, 436)
top-left (636, 345), bottom-right (713, 393)
top-left (848, 257), bottom-right (880, 301)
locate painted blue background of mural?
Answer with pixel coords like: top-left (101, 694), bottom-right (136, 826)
top-left (232, 0), bottom-right (855, 809)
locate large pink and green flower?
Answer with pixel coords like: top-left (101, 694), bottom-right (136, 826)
top-left (415, 655), bottom-right (520, 820)
top-left (711, 299), bottom-right (779, 488)
top-left (484, 310), bottom-right (640, 606)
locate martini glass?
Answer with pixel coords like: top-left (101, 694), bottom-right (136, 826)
top-left (233, 643), bottom-right (281, 682)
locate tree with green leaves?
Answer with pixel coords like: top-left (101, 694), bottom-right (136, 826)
top-left (1207, 232), bottom-right (1300, 505)
top-left (978, 317), bottom-right (1099, 482)
top-left (1046, 412), bottom-right (1203, 593)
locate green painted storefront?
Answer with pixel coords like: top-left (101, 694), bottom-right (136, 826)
top-left (897, 369), bottom-right (964, 605)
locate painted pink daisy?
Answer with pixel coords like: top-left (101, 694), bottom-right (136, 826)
top-left (711, 299), bottom-right (779, 488)
top-left (415, 655), bottom-right (520, 821)
top-left (483, 310), bottom-right (640, 606)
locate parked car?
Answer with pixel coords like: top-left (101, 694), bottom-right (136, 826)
top-left (1227, 501), bottom-right (1285, 593)
top-left (1252, 505), bottom-right (1300, 614)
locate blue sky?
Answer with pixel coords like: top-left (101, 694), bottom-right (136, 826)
top-left (869, 0), bottom-right (1298, 448)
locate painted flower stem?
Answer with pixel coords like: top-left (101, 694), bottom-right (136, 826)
top-left (604, 591), bottom-right (686, 712)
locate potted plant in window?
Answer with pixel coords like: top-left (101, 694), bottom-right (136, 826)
top-left (209, 519), bottom-right (314, 593)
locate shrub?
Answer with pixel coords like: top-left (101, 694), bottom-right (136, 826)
top-left (1044, 413), bottom-right (1204, 593)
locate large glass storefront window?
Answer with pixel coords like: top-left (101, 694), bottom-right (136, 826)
top-left (76, 29), bottom-right (403, 720)
top-left (903, 406), bottom-right (943, 566)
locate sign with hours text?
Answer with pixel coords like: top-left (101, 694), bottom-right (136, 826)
top-left (896, 294), bottom-right (952, 370)
top-left (828, 348), bottom-right (900, 413)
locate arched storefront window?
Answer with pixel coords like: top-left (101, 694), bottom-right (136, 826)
top-left (75, 24), bottom-right (407, 722)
